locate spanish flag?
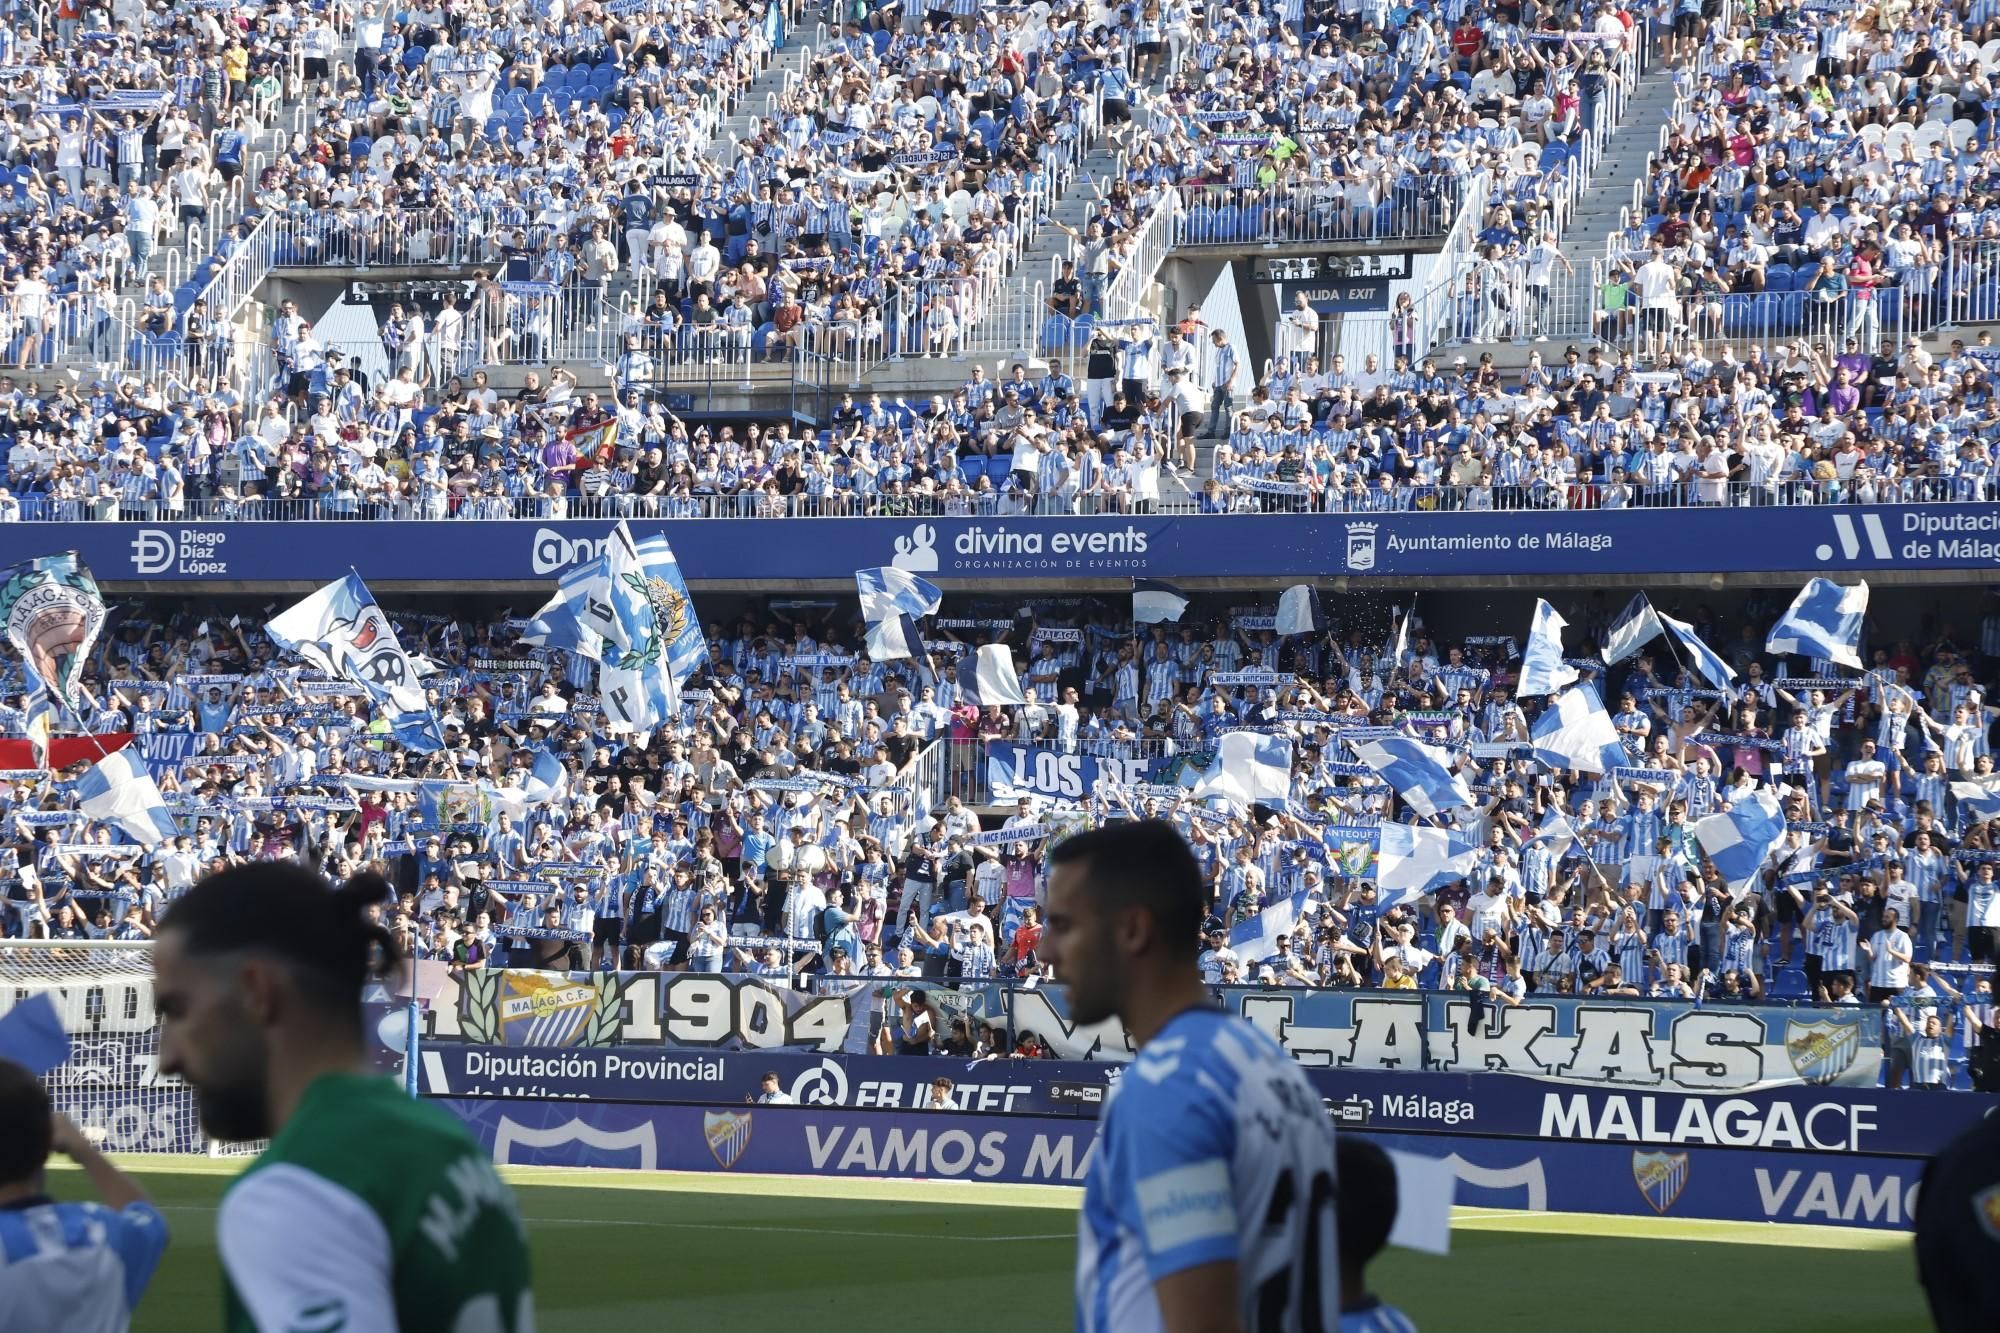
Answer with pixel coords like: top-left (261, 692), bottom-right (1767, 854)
top-left (565, 418), bottom-right (619, 466)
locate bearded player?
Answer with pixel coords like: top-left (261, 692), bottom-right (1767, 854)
top-left (1041, 820), bottom-right (1339, 1333)
top-left (154, 862), bottom-right (535, 1332)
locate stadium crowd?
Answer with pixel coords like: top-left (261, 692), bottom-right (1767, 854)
top-left (0, 588), bottom-right (1996, 1086)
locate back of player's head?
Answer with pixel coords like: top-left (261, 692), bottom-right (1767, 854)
top-left (0, 1058), bottom-right (52, 1186)
top-left (159, 863), bottom-right (399, 1029)
top-left (1048, 820), bottom-right (1204, 960)
top-left (1336, 1136), bottom-right (1399, 1274)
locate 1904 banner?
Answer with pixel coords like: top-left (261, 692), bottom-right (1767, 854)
top-left (418, 972), bottom-right (1884, 1093)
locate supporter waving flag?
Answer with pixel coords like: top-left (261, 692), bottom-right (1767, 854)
top-left (1351, 736), bottom-right (1473, 817)
top-left (76, 748), bottom-right (179, 846)
top-left (855, 566), bottom-right (942, 662)
top-left (1693, 789), bottom-right (1787, 901)
top-left (1375, 823), bottom-right (1481, 908)
top-left (1766, 578), bottom-right (1869, 670)
top-left (1131, 579), bottom-right (1189, 626)
top-left (956, 643), bottom-right (1028, 707)
top-left (0, 552), bottom-right (107, 716)
top-left (1275, 583), bottom-right (1324, 637)
top-left (266, 573), bottom-right (445, 751)
top-left (1601, 592), bottom-right (1663, 666)
top-left (1656, 608), bottom-right (1738, 687)
top-left (1194, 731), bottom-right (1294, 813)
top-left (1518, 598), bottom-right (1580, 695)
top-left (1530, 683), bottom-right (1627, 774)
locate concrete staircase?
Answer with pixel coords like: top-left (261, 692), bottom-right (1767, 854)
top-left (1557, 62), bottom-right (1681, 282)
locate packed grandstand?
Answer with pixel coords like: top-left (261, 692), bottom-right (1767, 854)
top-left (0, 0), bottom-right (1993, 1104)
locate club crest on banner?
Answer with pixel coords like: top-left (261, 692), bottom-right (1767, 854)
top-left (1345, 522), bottom-right (1378, 572)
top-left (484, 972), bottom-right (624, 1048)
top-left (1632, 1150), bottom-right (1688, 1215)
top-left (1784, 1019), bottom-right (1861, 1086)
top-left (704, 1110), bottom-right (753, 1169)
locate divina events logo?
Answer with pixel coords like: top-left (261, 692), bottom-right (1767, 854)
top-left (896, 522), bottom-right (1153, 572)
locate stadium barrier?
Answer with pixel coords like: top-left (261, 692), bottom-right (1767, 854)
top-left (44, 502), bottom-right (2000, 584)
top-left (413, 1044), bottom-right (1993, 1158)
top-left (415, 970), bottom-right (1890, 1092)
top-left (433, 1096), bottom-right (1939, 1229)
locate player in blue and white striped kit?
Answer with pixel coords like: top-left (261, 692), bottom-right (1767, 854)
top-left (0, 1059), bottom-right (169, 1332)
top-left (1042, 821), bottom-right (1339, 1333)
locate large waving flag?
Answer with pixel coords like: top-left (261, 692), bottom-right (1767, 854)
top-left (856, 566), bottom-right (942, 663)
top-left (77, 748), bottom-right (179, 846)
top-left (1133, 578), bottom-right (1189, 626)
top-left (1602, 592), bottom-right (1663, 666)
top-left (1519, 599), bottom-right (1580, 696)
top-left (1952, 781), bottom-right (2000, 827)
top-left (1229, 887), bottom-right (1317, 964)
top-left (1375, 822), bottom-right (1480, 908)
top-left (957, 644), bottom-right (1028, 707)
top-left (1276, 584), bottom-right (1324, 637)
top-left (1352, 736), bottom-right (1472, 818)
top-left (1530, 683), bottom-right (1627, 775)
top-left (523, 559), bottom-right (614, 661)
top-left (493, 749), bottom-right (571, 822)
top-left (1194, 732), bottom-right (1294, 813)
top-left (1657, 609), bottom-right (1737, 687)
top-left (267, 574), bottom-right (444, 751)
top-left (1693, 789), bottom-right (1786, 901)
top-left (1767, 579), bottom-right (1868, 670)
top-left (0, 553), bottom-right (107, 715)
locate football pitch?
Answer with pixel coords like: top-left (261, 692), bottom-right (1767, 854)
top-left (55, 1159), bottom-right (1931, 1332)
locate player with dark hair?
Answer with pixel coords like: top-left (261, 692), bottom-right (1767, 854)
top-left (154, 862), bottom-right (535, 1332)
top-left (1335, 1137), bottom-right (1417, 1333)
top-left (0, 1058), bottom-right (167, 1330)
top-left (1042, 819), bottom-right (1338, 1333)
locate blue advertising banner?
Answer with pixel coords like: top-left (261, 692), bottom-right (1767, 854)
top-left (420, 973), bottom-right (1887, 1093)
top-left (983, 742), bottom-right (1172, 802)
top-left (48, 504), bottom-right (2000, 584)
top-left (1308, 1068), bottom-right (1987, 1158)
top-left (418, 1045), bottom-right (1105, 1116)
top-left (444, 1098), bottom-right (1099, 1183)
top-left (438, 1098), bottom-right (1931, 1228)
top-left (1355, 1130), bottom-right (1928, 1231)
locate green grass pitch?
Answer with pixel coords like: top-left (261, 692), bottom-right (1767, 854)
top-left (51, 1159), bottom-right (1931, 1332)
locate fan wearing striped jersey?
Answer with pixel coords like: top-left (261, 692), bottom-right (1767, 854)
top-left (1041, 820), bottom-right (1340, 1333)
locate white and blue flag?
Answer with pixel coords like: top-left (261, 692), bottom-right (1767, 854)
top-left (77, 748), bottom-right (179, 846)
top-left (494, 748), bottom-right (570, 822)
top-left (1526, 807), bottom-right (1578, 861)
top-left (856, 566), bottom-right (942, 662)
top-left (1228, 886), bottom-right (1318, 963)
top-left (1657, 609), bottom-right (1738, 687)
top-left (956, 643), bottom-right (1028, 707)
top-left (1276, 584), bottom-right (1323, 637)
top-left (1530, 683), bottom-right (1627, 775)
top-left (1519, 599), bottom-right (1580, 695)
top-left (266, 574), bottom-right (444, 751)
top-left (1952, 781), bottom-right (2000, 826)
top-left (1766, 578), bottom-right (1868, 670)
top-left (1601, 592), bottom-right (1663, 666)
top-left (1351, 736), bottom-right (1473, 817)
top-left (525, 527), bottom-right (707, 725)
top-left (1693, 789), bottom-right (1786, 901)
top-left (1194, 731), bottom-right (1294, 813)
top-left (1132, 578), bottom-right (1189, 626)
top-left (1375, 822), bottom-right (1480, 907)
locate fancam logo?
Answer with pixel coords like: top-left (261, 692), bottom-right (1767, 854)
top-left (130, 528), bottom-right (228, 576)
top-left (531, 528), bottom-right (608, 576)
top-left (1815, 513), bottom-right (1892, 563)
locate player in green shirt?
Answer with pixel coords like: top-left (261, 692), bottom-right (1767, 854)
top-left (155, 862), bottom-right (535, 1332)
